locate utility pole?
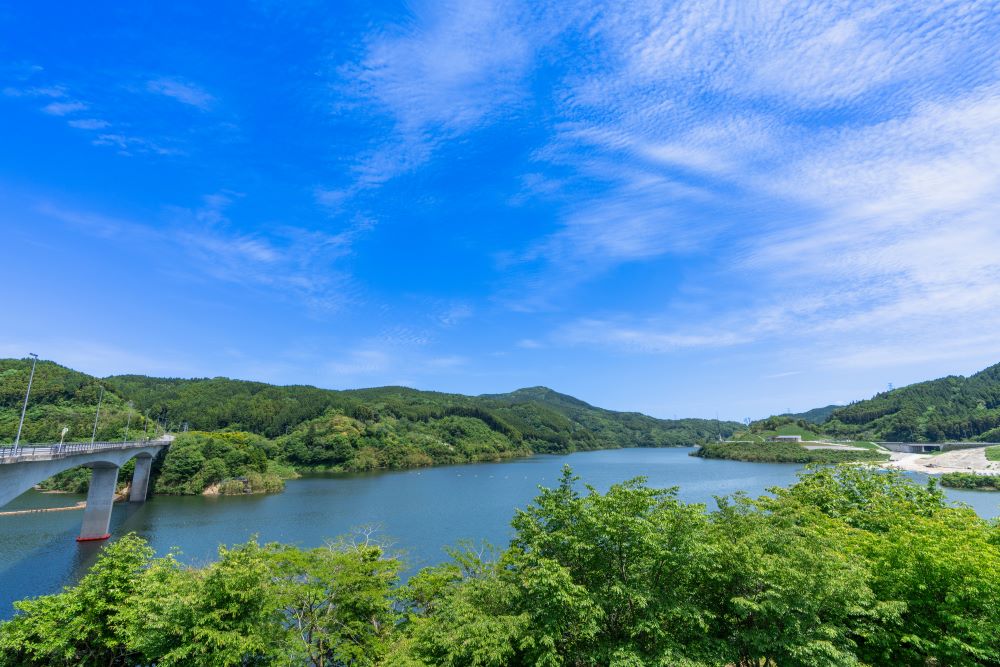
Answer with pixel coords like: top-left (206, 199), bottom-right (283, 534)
top-left (91, 386), bottom-right (105, 445)
top-left (13, 353), bottom-right (39, 456)
top-left (143, 410), bottom-right (150, 441)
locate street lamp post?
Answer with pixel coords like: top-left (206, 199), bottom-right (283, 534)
top-left (123, 401), bottom-right (134, 443)
top-left (90, 386), bottom-right (105, 445)
top-left (13, 353), bottom-right (39, 457)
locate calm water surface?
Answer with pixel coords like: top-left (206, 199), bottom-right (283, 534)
top-left (2, 448), bottom-right (997, 617)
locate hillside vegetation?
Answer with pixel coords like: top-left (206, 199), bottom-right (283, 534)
top-left (737, 361), bottom-right (1000, 444)
top-left (779, 404), bottom-right (842, 424)
top-left (0, 359), bottom-right (154, 445)
top-left (939, 472), bottom-right (1000, 491)
top-left (821, 362), bottom-right (1000, 442)
top-left (695, 441), bottom-right (887, 464)
top-left (104, 376), bottom-right (735, 453)
top-left (2, 359), bottom-right (738, 494)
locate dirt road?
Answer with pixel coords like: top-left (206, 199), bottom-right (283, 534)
top-left (884, 447), bottom-right (1000, 476)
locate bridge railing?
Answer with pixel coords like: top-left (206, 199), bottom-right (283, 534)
top-left (0, 439), bottom-right (169, 463)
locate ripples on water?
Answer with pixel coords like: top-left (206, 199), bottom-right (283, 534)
top-left (1, 448), bottom-right (997, 616)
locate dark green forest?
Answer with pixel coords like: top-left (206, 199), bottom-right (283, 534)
top-left (1, 359), bottom-right (738, 494)
top-left (102, 374), bottom-right (735, 453)
top-left (819, 362), bottom-right (1000, 442)
top-left (779, 404), bottom-right (842, 424)
top-left (0, 360), bottom-right (154, 445)
top-left (736, 361), bottom-right (1000, 443)
top-left (2, 467), bottom-right (998, 666)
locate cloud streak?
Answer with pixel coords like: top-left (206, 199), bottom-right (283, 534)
top-left (324, 0), bottom-right (547, 201)
top-left (146, 77), bottom-right (216, 110)
top-left (37, 193), bottom-right (372, 312)
top-left (485, 0), bottom-right (1000, 371)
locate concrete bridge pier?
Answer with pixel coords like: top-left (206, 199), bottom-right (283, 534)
top-left (77, 464), bottom-right (119, 542)
top-left (129, 455), bottom-right (153, 502)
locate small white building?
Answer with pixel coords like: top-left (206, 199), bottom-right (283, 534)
top-left (770, 435), bottom-right (802, 442)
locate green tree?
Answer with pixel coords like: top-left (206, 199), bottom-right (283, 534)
top-left (0, 534), bottom-right (152, 667)
top-left (268, 537), bottom-right (400, 666)
top-left (123, 540), bottom-right (284, 666)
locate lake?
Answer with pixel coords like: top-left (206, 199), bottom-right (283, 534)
top-left (2, 447), bottom-right (997, 617)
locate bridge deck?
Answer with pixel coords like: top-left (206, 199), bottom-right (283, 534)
top-left (0, 439), bottom-right (170, 464)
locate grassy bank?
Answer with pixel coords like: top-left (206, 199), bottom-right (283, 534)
top-left (940, 471), bottom-right (1000, 491)
top-left (694, 440), bottom-right (889, 464)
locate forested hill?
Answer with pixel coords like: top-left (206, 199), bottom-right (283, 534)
top-left (0, 359), bottom-right (150, 443)
top-left (822, 361), bottom-right (1000, 442)
top-left (2, 359), bottom-right (737, 459)
top-left (104, 375), bottom-right (737, 454)
top-left (780, 404), bottom-right (841, 424)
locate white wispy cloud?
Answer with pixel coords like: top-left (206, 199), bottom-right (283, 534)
top-left (326, 0), bottom-right (544, 200)
top-left (328, 349), bottom-right (392, 376)
top-left (495, 0), bottom-right (1000, 371)
top-left (424, 355), bottom-right (467, 369)
top-left (41, 100), bottom-right (87, 116)
top-left (355, 0), bottom-right (531, 130)
top-left (763, 371), bottom-right (802, 380)
top-left (2, 85), bottom-right (66, 99)
top-left (556, 318), bottom-right (749, 354)
top-left (436, 303), bottom-right (473, 327)
top-left (37, 193), bottom-right (371, 312)
top-left (147, 77), bottom-right (216, 110)
top-left (91, 133), bottom-right (183, 156)
top-left (4, 78), bottom-right (189, 156)
top-left (67, 118), bottom-right (110, 130)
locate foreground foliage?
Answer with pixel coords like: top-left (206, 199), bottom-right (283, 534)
top-left (2, 466), bottom-right (998, 666)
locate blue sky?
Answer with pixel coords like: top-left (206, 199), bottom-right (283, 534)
top-left (2, 1), bottom-right (1000, 420)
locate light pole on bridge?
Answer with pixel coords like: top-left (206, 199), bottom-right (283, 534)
top-left (90, 386), bottom-right (105, 445)
top-left (13, 353), bottom-right (39, 457)
top-left (123, 401), bottom-right (134, 443)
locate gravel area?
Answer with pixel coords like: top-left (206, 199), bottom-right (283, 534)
top-left (884, 447), bottom-right (1000, 476)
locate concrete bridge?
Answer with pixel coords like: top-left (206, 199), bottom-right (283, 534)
top-left (877, 441), bottom-right (1000, 454)
top-left (0, 438), bottom-right (171, 541)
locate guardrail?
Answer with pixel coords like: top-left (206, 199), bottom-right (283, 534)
top-left (0, 439), bottom-right (169, 463)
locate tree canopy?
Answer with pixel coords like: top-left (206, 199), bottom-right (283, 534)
top-left (3, 466), bottom-right (998, 666)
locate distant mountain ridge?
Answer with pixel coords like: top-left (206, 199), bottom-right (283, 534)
top-left (103, 374), bottom-right (739, 454)
top-left (1, 360), bottom-right (739, 462)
